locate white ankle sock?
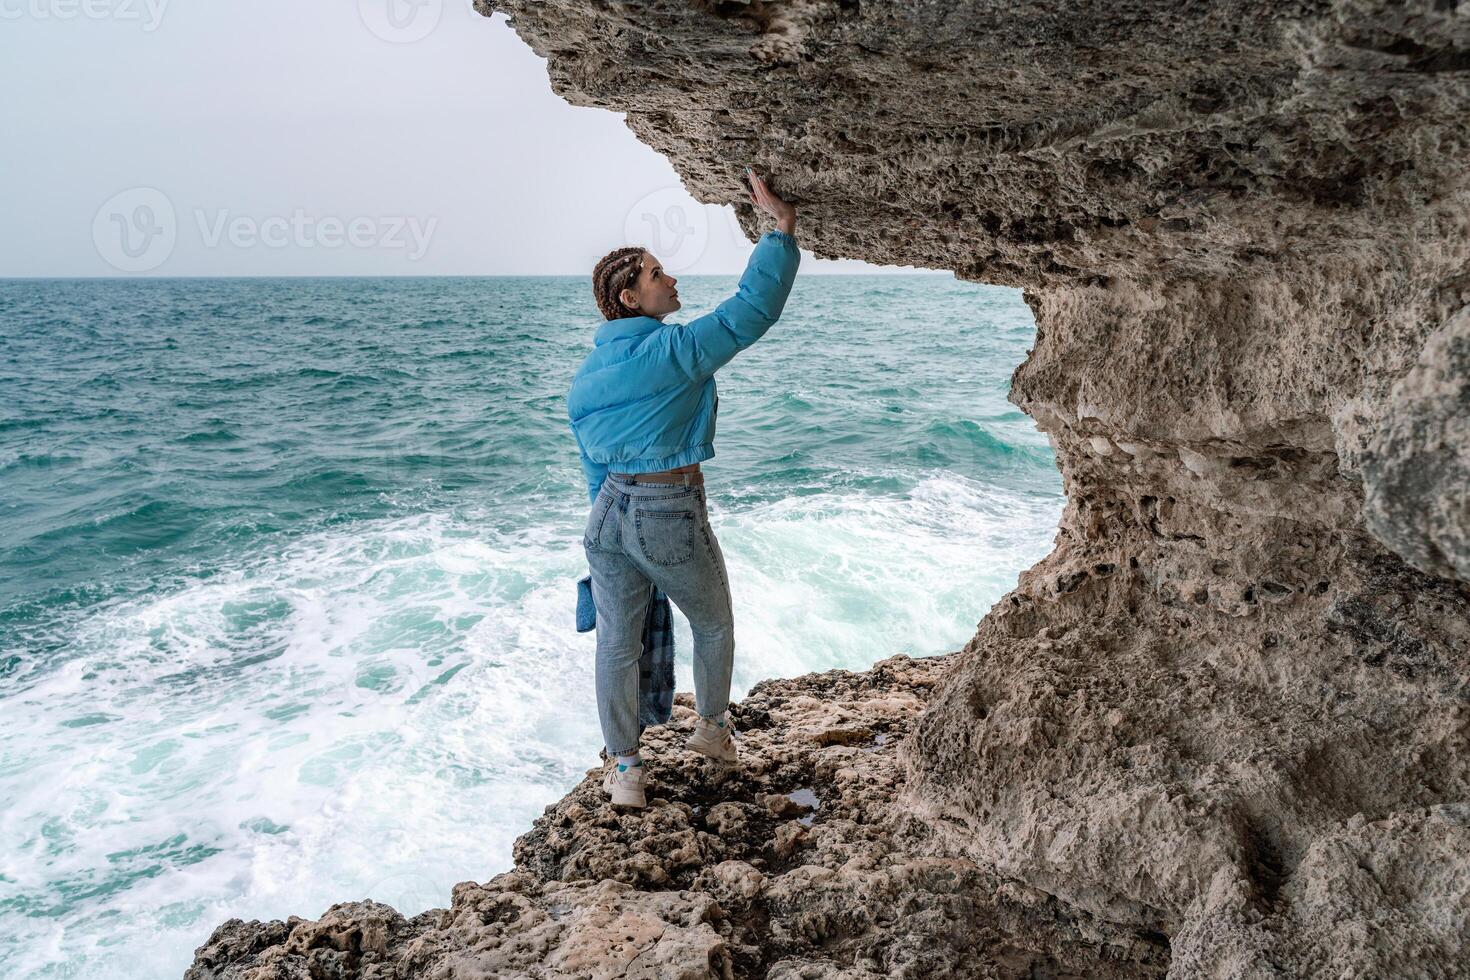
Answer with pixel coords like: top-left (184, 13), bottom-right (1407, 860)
top-left (615, 752), bottom-right (642, 771)
top-left (704, 710), bottom-right (728, 728)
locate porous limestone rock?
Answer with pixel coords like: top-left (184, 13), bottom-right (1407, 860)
top-left (186, 658), bottom-right (1169, 978)
top-left (188, 2), bottom-right (1470, 976)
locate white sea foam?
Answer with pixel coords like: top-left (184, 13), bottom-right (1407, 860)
top-left (0, 471), bottom-right (1060, 979)
top-left (666, 469), bottom-right (1063, 689)
top-left (1, 511), bottom-right (596, 978)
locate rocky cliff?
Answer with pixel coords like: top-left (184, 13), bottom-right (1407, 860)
top-left (186, 2), bottom-right (1470, 976)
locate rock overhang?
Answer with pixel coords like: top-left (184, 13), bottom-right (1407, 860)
top-left (476, 0), bottom-right (1470, 288)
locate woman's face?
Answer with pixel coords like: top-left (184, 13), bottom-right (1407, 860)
top-left (619, 252), bottom-right (680, 320)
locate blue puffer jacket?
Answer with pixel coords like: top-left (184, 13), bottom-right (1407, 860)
top-left (568, 229), bottom-right (801, 503)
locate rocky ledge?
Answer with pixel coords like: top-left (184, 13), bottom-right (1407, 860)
top-left (189, 1), bottom-right (1470, 977)
top-left (190, 655), bottom-right (1172, 978)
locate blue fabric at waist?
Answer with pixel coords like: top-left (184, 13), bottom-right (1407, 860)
top-left (597, 442), bottom-right (713, 475)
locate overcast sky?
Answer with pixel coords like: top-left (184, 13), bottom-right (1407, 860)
top-left (0, 1), bottom-right (932, 277)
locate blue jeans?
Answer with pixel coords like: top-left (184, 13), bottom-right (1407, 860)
top-left (583, 473), bottom-right (735, 757)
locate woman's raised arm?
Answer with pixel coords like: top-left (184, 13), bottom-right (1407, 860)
top-left (659, 170), bottom-right (801, 382)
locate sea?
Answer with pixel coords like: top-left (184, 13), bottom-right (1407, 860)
top-left (0, 274), bottom-right (1062, 979)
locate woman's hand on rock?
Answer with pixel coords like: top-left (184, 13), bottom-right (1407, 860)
top-left (746, 168), bottom-right (797, 237)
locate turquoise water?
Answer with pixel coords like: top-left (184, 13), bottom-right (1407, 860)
top-left (0, 274), bottom-right (1061, 979)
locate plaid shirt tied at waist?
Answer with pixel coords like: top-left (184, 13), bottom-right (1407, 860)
top-left (576, 575), bottom-right (674, 731)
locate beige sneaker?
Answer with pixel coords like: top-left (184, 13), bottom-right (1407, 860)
top-left (602, 762), bottom-right (646, 808)
top-left (685, 713), bottom-right (739, 765)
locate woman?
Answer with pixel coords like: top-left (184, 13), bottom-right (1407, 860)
top-left (569, 168), bottom-right (800, 809)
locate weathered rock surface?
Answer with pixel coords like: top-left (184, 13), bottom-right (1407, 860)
top-left (188, 658), bottom-right (1172, 978)
top-left (188, 2), bottom-right (1470, 977)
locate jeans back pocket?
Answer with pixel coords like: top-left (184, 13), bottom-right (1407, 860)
top-left (634, 509), bottom-right (695, 566)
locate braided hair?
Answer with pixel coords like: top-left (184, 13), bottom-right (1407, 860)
top-left (592, 246), bottom-right (647, 321)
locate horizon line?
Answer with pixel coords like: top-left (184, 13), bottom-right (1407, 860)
top-left (0, 271), bottom-right (965, 282)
